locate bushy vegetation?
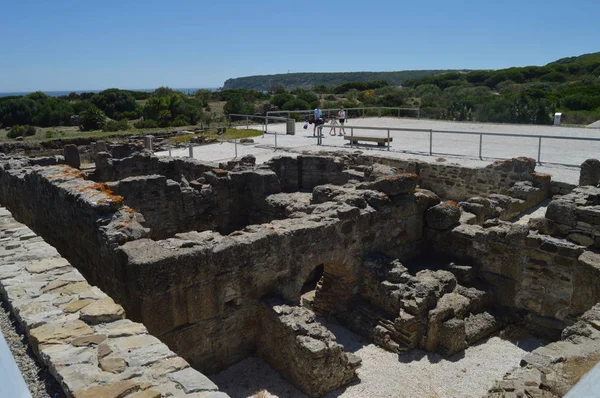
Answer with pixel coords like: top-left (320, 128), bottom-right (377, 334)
top-left (7, 125), bottom-right (36, 138)
top-left (103, 119), bottom-right (130, 132)
top-left (79, 107), bottom-right (106, 131)
top-left (403, 52), bottom-right (600, 124)
top-left (45, 130), bottom-right (66, 139)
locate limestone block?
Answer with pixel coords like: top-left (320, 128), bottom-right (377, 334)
top-left (63, 145), bottom-right (81, 168)
top-left (80, 297), bottom-right (125, 324)
top-left (364, 163), bottom-right (397, 181)
top-left (425, 201), bottom-right (461, 230)
top-left (29, 319), bottom-right (94, 353)
top-left (579, 158), bottom-right (600, 186)
top-left (73, 380), bottom-right (143, 398)
top-left (360, 173), bottom-right (418, 196)
top-left (438, 318), bottom-right (468, 356)
top-left (168, 367), bottom-right (219, 393)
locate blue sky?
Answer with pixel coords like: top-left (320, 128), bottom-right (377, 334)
top-left (0, 0), bottom-right (598, 92)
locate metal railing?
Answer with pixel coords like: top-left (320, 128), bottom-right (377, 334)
top-left (265, 106), bottom-right (420, 133)
top-left (226, 113), bottom-right (290, 132)
top-left (316, 124), bottom-right (600, 166)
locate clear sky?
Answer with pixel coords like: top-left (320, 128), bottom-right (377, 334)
top-left (0, 0), bottom-right (598, 92)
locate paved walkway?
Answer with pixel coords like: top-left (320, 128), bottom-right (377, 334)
top-left (156, 118), bottom-right (598, 184)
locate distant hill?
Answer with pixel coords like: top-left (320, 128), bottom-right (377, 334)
top-left (222, 70), bottom-right (470, 91)
top-left (549, 51), bottom-right (600, 65)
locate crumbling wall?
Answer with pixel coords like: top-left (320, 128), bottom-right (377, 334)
top-left (257, 299), bottom-right (360, 397)
top-left (116, 181), bottom-right (427, 372)
top-left (487, 303), bottom-right (600, 398)
top-left (428, 221), bottom-right (600, 337)
top-left (546, 185), bottom-right (600, 249)
top-left (262, 155), bottom-right (351, 191)
top-left (356, 155), bottom-right (546, 202)
top-left (107, 175), bottom-right (216, 240)
top-left (94, 151), bottom-right (216, 182)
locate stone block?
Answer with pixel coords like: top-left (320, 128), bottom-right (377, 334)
top-left (63, 145), bottom-right (81, 169)
top-left (425, 201), bottom-right (461, 230)
top-left (579, 158), bottom-right (600, 186)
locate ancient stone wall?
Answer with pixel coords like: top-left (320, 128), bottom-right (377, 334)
top-left (116, 184), bottom-right (426, 372)
top-left (0, 158), bottom-right (147, 308)
top-left (546, 186), bottom-right (600, 249)
top-left (428, 222), bottom-right (600, 337)
top-left (487, 303), bottom-right (600, 398)
top-left (356, 155), bottom-right (545, 201)
top-left (94, 151), bottom-right (216, 183)
top-left (257, 299), bottom-right (360, 397)
top-left (262, 155), bottom-right (351, 191)
top-left (0, 207), bottom-right (227, 398)
top-left (107, 175), bottom-right (216, 240)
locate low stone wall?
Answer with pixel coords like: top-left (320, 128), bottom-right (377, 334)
top-left (94, 151), bottom-right (217, 183)
top-left (0, 207), bottom-right (227, 398)
top-left (487, 303), bottom-right (600, 397)
top-left (257, 299), bottom-right (360, 397)
top-left (262, 155), bottom-right (350, 191)
top-left (428, 221), bottom-right (600, 337)
top-left (0, 157), bottom-right (147, 307)
top-left (107, 175), bottom-right (216, 240)
top-left (356, 155), bottom-right (544, 201)
top-left (546, 186), bottom-right (600, 249)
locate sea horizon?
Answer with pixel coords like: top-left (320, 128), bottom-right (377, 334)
top-left (0, 87), bottom-right (220, 98)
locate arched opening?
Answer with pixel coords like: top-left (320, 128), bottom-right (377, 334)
top-left (296, 260), bottom-right (358, 317)
top-left (300, 263), bottom-right (324, 310)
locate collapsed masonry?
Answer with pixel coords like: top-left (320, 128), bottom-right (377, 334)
top-left (1, 148), bottom-right (600, 397)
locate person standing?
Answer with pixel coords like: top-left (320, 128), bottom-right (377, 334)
top-left (337, 107), bottom-right (346, 136)
top-left (313, 105), bottom-right (323, 136)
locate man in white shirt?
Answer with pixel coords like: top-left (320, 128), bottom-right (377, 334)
top-left (337, 107), bottom-right (346, 136)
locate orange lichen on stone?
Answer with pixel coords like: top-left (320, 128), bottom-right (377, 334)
top-left (48, 165), bottom-right (85, 180)
top-left (531, 172), bottom-right (552, 182)
top-left (215, 169), bottom-right (229, 176)
top-left (88, 182), bottom-right (124, 207)
top-left (444, 200), bottom-right (459, 208)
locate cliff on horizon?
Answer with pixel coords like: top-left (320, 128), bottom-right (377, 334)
top-left (222, 70), bottom-right (469, 90)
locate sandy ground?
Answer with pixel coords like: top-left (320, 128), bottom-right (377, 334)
top-left (210, 321), bottom-right (545, 398)
top-left (156, 117), bottom-right (594, 184)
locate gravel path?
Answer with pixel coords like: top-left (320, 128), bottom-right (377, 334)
top-left (211, 322), bottom-right (545, 398)
top-left (0, 298), bottom-right (64, 398)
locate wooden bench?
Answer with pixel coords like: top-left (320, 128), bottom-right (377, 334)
top-left (343, 135), bottom-right (393, 146)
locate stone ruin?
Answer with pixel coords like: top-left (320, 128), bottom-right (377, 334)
top-left (0, 146), bottom-right (600, 397)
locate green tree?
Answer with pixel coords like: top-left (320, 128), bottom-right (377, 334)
top-left (90, 89), bottom-right (138, 119)
top-left (79, 107), bottom-right (106, 131)
top-left (281, 98), bottom-right (311, 111)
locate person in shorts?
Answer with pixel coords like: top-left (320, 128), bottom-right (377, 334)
top-left (313, 106), bottom-right (323, 136)
top-left (337, 107), bottom-right (346, 136)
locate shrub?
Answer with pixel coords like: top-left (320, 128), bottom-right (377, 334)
top-left (79, 107), bottom-right (106, 131)
top-left (325, 94), bottom-right (337, 101)
top-left (45, 130), bottom-right (66, 139)
top-left (133, 119), bottom-right (158, 129)
top-left (271, 93), bottom-right (295, 108)
top-left (7, 125), bottom-right (36, 138)
top-left (103, 119), bottom-right (130, 132)
top-left (281, 98), bottom-right (310, 111)
top-left (170, 115), bottom-right (190, 127)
